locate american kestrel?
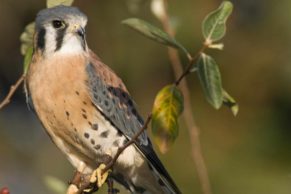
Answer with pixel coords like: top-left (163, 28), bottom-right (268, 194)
top-left (25, 5), bottom-right (180, 194)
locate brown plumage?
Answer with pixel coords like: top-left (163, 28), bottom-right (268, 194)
top-left (25, 5), bottom-right (181, 194)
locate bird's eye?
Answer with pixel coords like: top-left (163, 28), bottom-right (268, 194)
top-left (52, 20), bottom-right (64, 29)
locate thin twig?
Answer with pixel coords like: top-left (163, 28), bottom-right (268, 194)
top-left (174, 42), bottom-right (209, 86)
top-left (0, 74), bottom-right (25, 109)
top-left (102, 114), bottom-right (152, 173)
top-left (156, 1), bottom-right (213, 194)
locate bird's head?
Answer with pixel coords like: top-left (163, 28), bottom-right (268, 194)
top-left (35, 5), bottom-right (88, 57)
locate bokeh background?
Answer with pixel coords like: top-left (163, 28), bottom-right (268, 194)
top-left (1, 0), bottom-right (291, 193)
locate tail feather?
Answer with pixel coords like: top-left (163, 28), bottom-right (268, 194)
top-left (137, 143), bottom-right (181, 194)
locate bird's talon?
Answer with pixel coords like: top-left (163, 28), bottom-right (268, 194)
top-left (90, 163), bottom-right (111, 188)
top-left (89, 169), bottom-right (97, 183)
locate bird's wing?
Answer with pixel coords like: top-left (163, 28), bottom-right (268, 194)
top-left (86, 50), bottom-right (148, 145)
top-left (86, 50), bottom-right (181, 194)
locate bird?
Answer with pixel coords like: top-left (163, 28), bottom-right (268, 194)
top-left (25, 5), bottom-right (181, 194)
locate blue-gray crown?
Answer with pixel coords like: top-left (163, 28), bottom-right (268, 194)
top-left (35, 5), bottom-right (87, 30)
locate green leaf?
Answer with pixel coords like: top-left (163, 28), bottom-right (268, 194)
top-left (20, 22), bottom-right (35, 56)
top-left (122, 18), bottom-right (188, 55)
top-left (47, 0), bottom-right (74, 8)
top-left (197, 53), bottom-right (223, 109)
top-left (202, 1), bottom-right (233, 43)
top-left (152, 85), bottom-right (184, 153)
top-left (23, 46), bottom-right (33, 74)
top-left (44, 176), bottom-right (67, 194)
top-left (223, 90), bottom-right (239, 116)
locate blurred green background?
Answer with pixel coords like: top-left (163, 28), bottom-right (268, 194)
top-left (1, 0), bottom-right (291, 193)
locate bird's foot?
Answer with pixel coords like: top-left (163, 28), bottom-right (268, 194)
top-left (90, 163), bottom-right (112, 188)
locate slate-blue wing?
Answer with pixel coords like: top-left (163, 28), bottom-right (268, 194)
top-left (86, 51), bottom-right (181, 194)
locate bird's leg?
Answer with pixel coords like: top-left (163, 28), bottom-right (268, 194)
top-left (89, 153), bottom-right (113, 188)
top-left (67, 162), bottom-right (86, 194)
top-left (67, 161), bottom-right (96, 194)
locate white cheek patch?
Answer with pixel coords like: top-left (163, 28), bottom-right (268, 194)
top-left (44, 26), bottom-right (57, 55)
top-left (43, 24), bottom-right (86, 57)
top-left (58, 34), bottom-right (85, 55)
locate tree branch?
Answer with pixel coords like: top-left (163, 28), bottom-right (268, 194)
top-left (0, 74), bottom-right (25, 110)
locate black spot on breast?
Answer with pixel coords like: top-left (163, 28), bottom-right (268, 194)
top-left (82, 114), bottom-right (87, 119)
top-left (81, 108), bottom-right (86, 113)
top-left (75, 91), bottom-right (80, 95)
top-left (94, 144), bottom-right (101, 150)
top-left (100, 130), bottom-right (109, 138)
top-left (74, 128), bottom-right (77, 132)
top-left (90, 139), bottom-right (95, 145)
top-left (65, 111), bottom-right (70, 119)
top-left (113, 140), bottom-right (120, 147)
top-left (83, 101), bottom-right (87, 105)
top-left (92, 123), bottom-right (98, 131)
top-left (84, 133), bottom-right (89, 139)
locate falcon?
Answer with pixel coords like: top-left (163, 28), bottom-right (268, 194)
top-left (25, 5), bottom-right (181, 194)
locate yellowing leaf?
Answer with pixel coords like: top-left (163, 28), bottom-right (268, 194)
top-left (197, 53), bottom-right (223, 109)
top-left (23, 47), bottom-right (33, 74)
top-left (152, 85), bottom-right (184, 153)
top-left (202, 1), bottom-right (233, 43)
top-left (223, 89), bottom-right (239, 116)
top-left (47, 0), bottom-right (74, 8)
top-left (20, 22), bottom-right (35, 56)
top-left (122, 18), bottom-right (189, 55)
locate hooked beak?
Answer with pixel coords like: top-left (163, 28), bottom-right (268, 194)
top-left (73, 24), bottom-right (85, 39)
